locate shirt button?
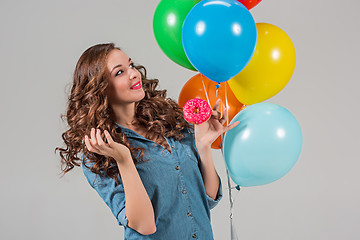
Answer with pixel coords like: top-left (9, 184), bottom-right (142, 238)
top-left (171, 145), bottom-right (175, 148)
top-left (187, 212), bottom-right (191, 216)
top-left (192, 233), bottom-right (197, 238)
top-left (175, 165), bottom-right (180, 170)
top-left (182, 189), bottom-right (186, 194)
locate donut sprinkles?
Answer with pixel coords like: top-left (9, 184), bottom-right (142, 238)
top-left (182, 98), bottom-right (212, 125)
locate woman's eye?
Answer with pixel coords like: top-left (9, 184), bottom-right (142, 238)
top-left (115, 70), bottom-right (123, 76)
top-left (115, 63), bottom-right (135, 77)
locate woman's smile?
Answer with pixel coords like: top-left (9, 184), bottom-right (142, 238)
top-left (130, 81), bottom-right (142, 90)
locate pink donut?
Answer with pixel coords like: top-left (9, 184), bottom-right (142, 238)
top-left (182, 98), bottom-right (212, 125)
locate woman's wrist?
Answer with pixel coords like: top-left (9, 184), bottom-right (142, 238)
top-left (114, 149), bottom-right (132, 166)
top-left (195, 141), bottom-right (212, 154)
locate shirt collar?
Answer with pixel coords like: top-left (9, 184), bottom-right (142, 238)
top-left (115, 122), bottom-right (191, 140)
top-left (115, 122), bottom-right (137, 137)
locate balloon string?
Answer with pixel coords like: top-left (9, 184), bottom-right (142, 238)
top-left (220, 81), bottom-right (240, 240)
top-left (201, 74), bottom-right (212, 109)
top-left (202, 76), bottom-right (241, 239)
top-left (225, 81), bottom-right (229, 127)
top-left (221, 148), bottom-right (240, 240)
top-left (215, 83), bottom-right (222, 119)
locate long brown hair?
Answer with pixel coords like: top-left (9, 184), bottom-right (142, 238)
top-left (54, 43), bottom-right (193, 185)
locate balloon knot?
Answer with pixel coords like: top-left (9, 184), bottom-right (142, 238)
top-left (215, 83), bottom-right (220, 90)
top-left (235, 185), bottom-right (241, 191)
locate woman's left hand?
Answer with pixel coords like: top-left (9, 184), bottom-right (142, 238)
top-left (194, 98), bottom-right (240, 148)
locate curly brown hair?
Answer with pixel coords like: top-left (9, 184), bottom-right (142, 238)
top-left (54, 42), bottom-right (193, 186)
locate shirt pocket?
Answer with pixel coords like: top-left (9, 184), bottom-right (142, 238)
top-left (182, 140), bottom-right (199, 165)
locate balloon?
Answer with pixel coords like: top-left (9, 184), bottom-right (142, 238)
top-left (228, 22), bottom-right (296, 105)
top-left (153, 0), bottom-right (201, 71)
top-left (222, 102), bottom-right (303, 187)
top-left (178, 73), bottom-right (246, 149)
top-left (182, 0), bottom-right (257, 83)
top-left (237, 0), bottom-right (262, 10)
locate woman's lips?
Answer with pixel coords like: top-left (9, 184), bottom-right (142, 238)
top-left (130, 81), bottom-right (142, 89)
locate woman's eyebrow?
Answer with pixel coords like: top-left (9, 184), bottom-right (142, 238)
top-left (111, 57), bottom-right (132, 73)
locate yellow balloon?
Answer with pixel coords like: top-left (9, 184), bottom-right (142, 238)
top-left (228, 22), bottom-right (296, 105)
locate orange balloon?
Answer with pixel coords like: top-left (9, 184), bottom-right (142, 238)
top-left (178, 73), bottom-right (246, 149)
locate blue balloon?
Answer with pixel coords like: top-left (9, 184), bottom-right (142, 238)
top-left (222, 103), bottom-right (303, 187)
top-left (182, 0), bottom-right (257, 83)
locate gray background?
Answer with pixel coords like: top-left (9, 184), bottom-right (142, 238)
top-left (1, 0), bottom-right (359, 239)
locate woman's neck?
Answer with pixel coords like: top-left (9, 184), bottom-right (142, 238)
top-left (112, 102), bottom-right (136, 127)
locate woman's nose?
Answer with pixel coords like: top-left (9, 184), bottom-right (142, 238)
top-left (128, 67), bottom-right (137, 79)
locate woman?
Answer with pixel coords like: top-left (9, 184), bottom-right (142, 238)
top-left (55, 42), bottom-right (240, 239)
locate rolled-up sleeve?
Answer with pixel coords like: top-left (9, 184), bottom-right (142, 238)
top-left (206, 174), bottom-right (223, 209)
top-left (111, 182), bottom-right (128, 227)
top-left (81, 154), bottom-right (129, 227)
top-left (116, 204), bottom-right (129, 227)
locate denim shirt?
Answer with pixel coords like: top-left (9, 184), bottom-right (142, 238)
top-left (81, 122), bottom-right (223, 239)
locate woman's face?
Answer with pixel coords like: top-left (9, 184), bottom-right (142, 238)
top-left (105, 49), bottom-right (145, 104)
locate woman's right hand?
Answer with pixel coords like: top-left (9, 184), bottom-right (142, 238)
top-left (84, 128), bottom-right (131, 164)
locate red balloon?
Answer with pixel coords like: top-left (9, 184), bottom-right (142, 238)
top-left (237, 0), bottom-right (262, 10)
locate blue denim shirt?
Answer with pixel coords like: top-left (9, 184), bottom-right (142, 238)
top-left (81, 122), bottom-right (223, 239)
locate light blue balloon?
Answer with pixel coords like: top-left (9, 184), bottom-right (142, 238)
top-left (222, 102), bottom-right (303, 187)
top-left (182, 0), bottom-right (257, 83)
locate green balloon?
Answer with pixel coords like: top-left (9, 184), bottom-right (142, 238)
top-left (153, 0), bottom-right (201, 71)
